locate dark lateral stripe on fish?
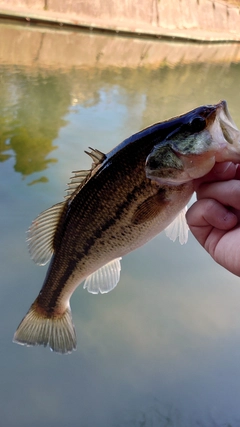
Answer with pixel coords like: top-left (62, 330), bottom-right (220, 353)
top-left (37, 258), bottom-right (78, 315)
top-left (79, 181), bottom-right (150, 251)
top-left (41, 181), bottom-right (150, 313)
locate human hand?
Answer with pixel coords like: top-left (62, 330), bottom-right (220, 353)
top-left (186, 162), bottom-right (240, 276)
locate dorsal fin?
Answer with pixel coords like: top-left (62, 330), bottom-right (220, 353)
top-left (28, 147), bottom-right (106, 265)
top-left (27, 202), bottom-right (66, 265)
top-left (84, 147), bottom-right (106, 165)
top-left (65, 147), bottom-right (106, 199)
top-left (65, 169), bottom-right (91, 198)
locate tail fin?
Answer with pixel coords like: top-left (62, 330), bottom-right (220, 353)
top-left (13, 302), bottom-right (77, 354)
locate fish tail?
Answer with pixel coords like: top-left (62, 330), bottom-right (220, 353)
top-left (13, 300), bottom-right (77, 354)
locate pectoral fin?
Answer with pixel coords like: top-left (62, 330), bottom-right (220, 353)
top-left (83, 258), bottom-right (122, 294)
top-left (165, 206), bottom-right (189, 244)
top-left (132, 191), bottom-right (167, 225)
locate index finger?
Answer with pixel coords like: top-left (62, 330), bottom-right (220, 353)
top-left (196, 179), bottom-right (240, 211)
top-left (193, 162), bottom-right (237, 191)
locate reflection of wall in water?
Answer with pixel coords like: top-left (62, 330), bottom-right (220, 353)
top-left (1, 23), bottom-right (240, 70)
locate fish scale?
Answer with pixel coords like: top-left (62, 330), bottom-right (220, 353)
top-left (13, 100), bottom-right (240, 353)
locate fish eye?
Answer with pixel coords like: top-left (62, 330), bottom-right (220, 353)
top-left (188, 117), bottom-right (206, 132)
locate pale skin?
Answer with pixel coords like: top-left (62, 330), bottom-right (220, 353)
top-left (186, 162), bottom-right (240, 277)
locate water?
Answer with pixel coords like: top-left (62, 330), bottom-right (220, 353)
top-left (1, 21), bottom-right (240, 427)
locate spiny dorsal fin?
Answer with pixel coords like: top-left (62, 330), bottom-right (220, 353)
top-left (84, 147), bottom-right (106, 165)
top-left (165, 206), bottom-right (189, 245)
top-left (65, 147), bottom-right (106, 199)
top-left (27, 201), bottom-right (66, 265)
top-left (83, 258), bottom-right (122, 294)
top-left (28, 147), bottom-right (106, 264)
top-left (65, 169), bottom-right (91, 198)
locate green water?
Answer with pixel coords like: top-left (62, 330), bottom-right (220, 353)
top-left (1, 21), bottom-right (240, 427)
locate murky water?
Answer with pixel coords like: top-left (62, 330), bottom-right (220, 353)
top-left (1, 21), bottom-right (240, 427)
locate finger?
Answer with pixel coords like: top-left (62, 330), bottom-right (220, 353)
top-left (210, 161), bottom-right (235, 176)
top-left (193, 162), bottom-right (237, 190)
top-left (187, 198), bottom-right (237, 230)
top-left (186, 199), bottom-right (238, 248)
top-left (235, 164), bottom-right (240, 180)
top-left (196, 180), bottom-right (240, 210)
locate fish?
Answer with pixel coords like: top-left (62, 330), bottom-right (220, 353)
top-left (13, 100), bottom-right (240, 354)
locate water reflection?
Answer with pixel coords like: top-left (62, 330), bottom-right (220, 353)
top-left (0, 70), bottom-right (71, 182)
top-left (115, 399), bottom-right (238, 427)
top-left (2, 21), bottom-right (240, 427)
top-left (1, 62), bottom-right (240, 185)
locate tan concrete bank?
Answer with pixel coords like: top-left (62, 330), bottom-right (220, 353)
top-left (0, 0), bottom-right (240, 42)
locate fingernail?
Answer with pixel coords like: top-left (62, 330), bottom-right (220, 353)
top-left (213, 162), bottom-right (233, 175)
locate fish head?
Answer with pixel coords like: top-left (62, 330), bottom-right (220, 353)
top-left (146, 100), bottom-right (240, 185)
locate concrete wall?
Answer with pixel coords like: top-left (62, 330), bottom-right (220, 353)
top-left (0, 0), bottom-right (240, 41)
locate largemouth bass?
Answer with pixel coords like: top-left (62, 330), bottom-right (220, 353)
top-left (13, 100), bottom-right (240, 354)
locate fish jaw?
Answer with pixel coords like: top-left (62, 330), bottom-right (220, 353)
top-left (146, 101), bottom-right (240, 185)
top-left (178, 101), bottom-right (240, 178)
top-left (208, 100), bottom-right (240, 163)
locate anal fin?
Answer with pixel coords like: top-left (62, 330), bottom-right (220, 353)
top-left (83, 258), bottom-right (122, 294)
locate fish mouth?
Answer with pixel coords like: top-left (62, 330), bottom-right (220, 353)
top-left (146, 101), bottom-right (240, 186)
top-left (210, 100), bottom-right (240, 162)
top-left (176, 101), bottom-right (240, 181)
